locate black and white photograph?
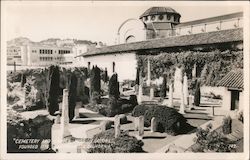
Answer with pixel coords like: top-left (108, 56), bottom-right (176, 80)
top-left (1, 1), bottom-right (249, 160)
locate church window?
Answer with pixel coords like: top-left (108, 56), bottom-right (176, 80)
top-left (167, 14), bottom-right (171, 20)
top-left (151, 15), bottom-right (155, 21)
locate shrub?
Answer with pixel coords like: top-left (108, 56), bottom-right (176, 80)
top-left (132, 105), bottom-right (188, 135)
top-left (101, 120), bottom-right (113, 130)
top-left (90, 66), bottom-right (101, 103)
top-left (121, 104), bottom-right (133, 113)
top-left (160, 75), bottom-right (167, 98)
top-left (194, 80), bottom-right (201, 107)
top-left (68, 72), bottom-right (77, 122)
top-left (107, 96), bottom-right (121, 117)
top-left (87, 129), bottom-right (144, 153)
top-left (48, 66), bottom-right (60, 115)
top-left (129, 95), bottom-right (138, 107)
top-left (131, 104), bottom-right (149, 117)
top-left (193, 123), bottom-right (235, 152)
top-left (109, 73), bottom-right (120, 99)
top-left (222, 116), bottom-right (232, 134)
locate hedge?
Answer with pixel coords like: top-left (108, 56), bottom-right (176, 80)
top-left (132, 105), bottom-right (188, 135)
top-left (87, 129), bottom-right (144, 153)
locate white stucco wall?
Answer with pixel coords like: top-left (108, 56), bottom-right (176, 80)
top-left (83, 52), bottom-right (137, 82)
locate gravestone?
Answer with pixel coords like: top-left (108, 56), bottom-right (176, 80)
top-left (60, 89), bottom-right (71, 143)
top-left (183, 73), bottom-right (189, 106)
top-left (137, 84), bottom-right (143, 105)
top-left (138, 116), bottom-right (144, 138)
top-left (134, 117), bottom-right (139, 131)
top-left (173, 67), bottom-right (183, 99)
top-left (100, 121), bottom-right (106, 132)
top-left (192, 63), bottom-right (196, 78)
top-left (114, 115), bottom-right (121, 138)
top-left (74, 108), bottom-right (80, 118)
top-left (151, 117), bottom-right (157, 132)
top-left (168, 82), bottom-right (173, 107)
top-left (150, 87), bottom-right (154, 100)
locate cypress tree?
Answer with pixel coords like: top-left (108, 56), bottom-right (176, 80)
top-left (48, 65), bottom-right (60, 115)
top-left (194, 80), bottom-right (201, 106)
top-left (90, 66), bottom-right (101, 103)
top-left (135, 67), bottom-right (140, 85)
top-left (68, 71), bottom-right (77, 122)
top-left (109, 73), bottom-right (120, 99)
top-left (104, 67), bottom-right (108, 83)
top-left (160, 75), bottom-right (167, 98)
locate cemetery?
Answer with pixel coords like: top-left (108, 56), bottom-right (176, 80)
top-left (7, 53), bottom-right (244, 153)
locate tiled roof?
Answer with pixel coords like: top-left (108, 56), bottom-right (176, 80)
top-left (140, 7), bottom-right (180, 19)
top-left (177, 12), bottom-right (243, 28)
top-left (217, 69), bottom-right (243, 89)
top-left (80, 28), bottom-right (243, 57)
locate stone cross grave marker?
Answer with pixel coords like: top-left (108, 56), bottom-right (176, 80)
top-left (115, 115), bottom-right (121, 138)
top-left (151, 117), bottom-right (157, 132)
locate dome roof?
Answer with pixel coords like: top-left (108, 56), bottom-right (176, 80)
top-left (140, 7), bottom-right (180, 19)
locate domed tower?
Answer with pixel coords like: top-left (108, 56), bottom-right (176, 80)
top-left (140, 7), bottom-right (181, 39)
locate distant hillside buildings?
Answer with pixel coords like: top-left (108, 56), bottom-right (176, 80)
top-left (7, 38), bottom-right (97, 67)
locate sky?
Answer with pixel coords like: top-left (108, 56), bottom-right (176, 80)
top-left (2, 1), bottom-right (244, 45)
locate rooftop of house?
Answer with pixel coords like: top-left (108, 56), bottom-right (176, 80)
top-left (79, 28), bottom-right (243, 57)
top-left (217, 69), bottom-right (243, 90)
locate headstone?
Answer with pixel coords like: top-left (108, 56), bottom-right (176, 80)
top-left (114, 115), bottom-right (121, 138)
top-left (134, 117), bottom-right (139, 131)
top-left (100, 121), bottom-right (106, 132)
top-left (74, 108), bottom-right (80, 118)
top-left (173, 67), bottom-right (183, 98)
top-left (146, 58), bottom-right (151, 86)
top-left (150, 87), bottom-right (154, 100)
top-left (151, 117), bottom-right (157, 132)
top-left (60, 89), bottom-right (71, 143)
top-left (179, 83), bottom-right (185, 114)
top-left (137, 84), bottom-right (143, 105)
top-left (138, 116), bottom-right (144, 137)
top-left (168, 82), bottom-right (173, 107)
top-left (183, 73), bottom-right (189, 106)
top-left (192, 63), bottom-right (196, 78)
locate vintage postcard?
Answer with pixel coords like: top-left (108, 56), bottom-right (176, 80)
top-left (1, 1), bottom-right (249, 160)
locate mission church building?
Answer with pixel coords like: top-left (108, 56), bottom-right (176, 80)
top-left (78, 7), bottom-right (243, 82)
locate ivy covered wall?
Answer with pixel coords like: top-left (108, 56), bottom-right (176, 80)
top-left (136, 49), bottom-right (243, 87)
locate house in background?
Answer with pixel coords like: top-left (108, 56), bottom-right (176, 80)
top-left (217, 69), bottom-right (244, 112)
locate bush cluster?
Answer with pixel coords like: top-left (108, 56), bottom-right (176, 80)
top-left (132, 105), bottom-right (188, 135)
top-left (193, 124), bottom-right (235, 152)
top-left (222, 116), bottom-right (232, 135)
top-left (87, 129), bottom-right (144, 153)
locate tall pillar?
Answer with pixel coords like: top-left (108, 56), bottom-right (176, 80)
top-left (183, 73), bottom-right (189, 106)
top-left (173, 66), bottom-right (183, 98)
top-left (146, 57), bottom-right (151, 86)
top-left (168, 82), bottom-right (173, 107)
top-left (179, 83), bottom-right (185, 114)
top-left (60, 89), bottom-right (71, 143)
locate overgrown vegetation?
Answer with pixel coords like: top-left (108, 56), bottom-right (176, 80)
top-left (132, 105), bottom-right (192, 135)
top-left (87, 129), bottom-right (144, 153)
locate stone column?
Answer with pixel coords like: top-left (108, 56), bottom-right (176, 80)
top-left (74, 108), bottom-right (80, 118)
top-left (146, 58), bottom-right (151, 86)
top-left (138, 116), bottom-right (144, 139)
top-left (173, 67), bottom-right (183, 99)
top-left (60, 89), bottom-right (71, 143)
top-left (192, 63), bottom-right (197, 78)
top-left (151, 117), bottom-right (157, 132)
top-left (183, 73), bottom-right (189, 106)
top-left (138, 84), bottom-right (143, 105)
top-left (150, 87), bottom-right (154, 100)
top-left (168, 82), bottom-right (173, 108)
top-left (114, 115), bottom-right (121, 138)
top-left (179, 83), bottom-right (185, 114)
